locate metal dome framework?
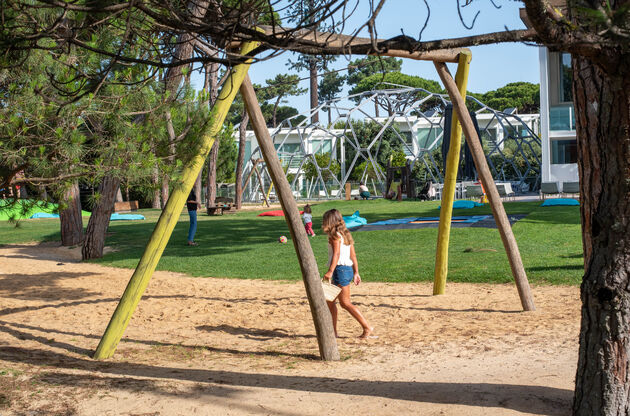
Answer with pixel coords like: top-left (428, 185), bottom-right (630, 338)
top-left (243, 86), bottom-right (541, 202)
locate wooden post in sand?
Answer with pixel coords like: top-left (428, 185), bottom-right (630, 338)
top-left (433, 51), bottom-right (471, 296)
top-left (241, 75), bottom-right (340, 361)
top-left (434, 61), bottom-right (536, 311)
top-left (93, 40), bottom-right (260, 360)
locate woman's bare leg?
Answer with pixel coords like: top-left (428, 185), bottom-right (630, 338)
top-left (337, 286), bottom-right (372, 338)
top-left (326, 300), bottom-right (338, 337)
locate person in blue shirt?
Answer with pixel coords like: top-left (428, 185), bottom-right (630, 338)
top-left (186, 189), bottom-right (200, 246)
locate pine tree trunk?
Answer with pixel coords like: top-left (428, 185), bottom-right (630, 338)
top-left (208, 61), bottom-right (219, 103)
top-left (202, 60), bottom-right (220, 210)
top-left (161, 175), bottom-right (169, 208)
top-left (572, 55), bottom-right (630, 415)
top-left (38, 185), bottom-right (47, 200)
top-left (59, 181), bottom-right (83, 246)
top-left (207, 140), bottom-right (219, 205)
top-left (309, 60), bottom-right (319, 124)
top-left (82, 176), bottom-right (120, 260)
top-left (273, 97), bottom-right (280, 128)
top-left (235, 110), bottom-right (249, 209)
top-left (205, 156), bottom-right (212, 208)
top-left (152, 164), bottom-right (161, 209)
top-left (164, 107), bottom-right (177, 204)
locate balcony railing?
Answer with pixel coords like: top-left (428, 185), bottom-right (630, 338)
top-left (550, 104), bottom-right (575, 131)
top-left (279, 154), bottom-right (304, 169)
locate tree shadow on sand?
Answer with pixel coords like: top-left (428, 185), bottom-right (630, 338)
top-left (196, 324), bottom-right (315, 340)
top-left (0, 320), bottom-right (318, 360)
top-left (0, 271), bottom-right (101, 300)
top-left (0, 345), bottom-right (572, 415)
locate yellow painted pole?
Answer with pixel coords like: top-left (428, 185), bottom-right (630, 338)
top-left (93, 40), bottom-right (259, 360)
top-left (433, 51), bottom-right (471, 295)
top-left (264, 163), bottom-right (289, 202)
top-left (265, 176), bottom-right (274, 202)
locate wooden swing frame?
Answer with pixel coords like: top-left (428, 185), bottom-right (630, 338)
top-left (93, 29), bottom-right (534, 362)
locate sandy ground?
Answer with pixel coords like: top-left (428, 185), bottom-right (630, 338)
top-left (0, 242), bottom-right (580, 416)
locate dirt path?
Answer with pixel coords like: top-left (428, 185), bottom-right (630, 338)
top-left (0, 242), bottom-right (579, 415)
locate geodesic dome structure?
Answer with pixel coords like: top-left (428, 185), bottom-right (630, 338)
top-left (242, 87), bottom-right (541, 202)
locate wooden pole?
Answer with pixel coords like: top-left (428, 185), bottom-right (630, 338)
top-left (433, 51), bottom-right (471, 295)
top-left (93, 40), bottom-right (260, 360)
top-left (240, 158), bottom-right (262, 200)
top-left (240, 75), bottom-right (340, 361)
top-left (253, 164), bottom-right (270, 207)
top-left (434, 61), bottom-right (536, 311)
top-left (256, 26), bottom-right (464, 63)
top-left (264, 164), bottom-right (289, 202)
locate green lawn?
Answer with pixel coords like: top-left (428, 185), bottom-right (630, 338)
top-left (0, 199), bottom-right (584, 285)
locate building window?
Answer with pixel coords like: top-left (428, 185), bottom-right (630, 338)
top-left (244, 141), bottom-right (251, 162)
top-left (311, 139), bottom-right (332, 154)
top-left (549, 105), bottom-right (576, 131)
top-left (481, 127), bottom-right (498, 147)
top-left (275, 143), bottom-right (303, 168)
top-left (417, 127), bottom-right (442, 149)
top-left (275, 143), bottom-right (300, 153)
top-left (559, 53), bottom-right (572, 103)
top-left (551, 139), bottom-right (578, 164)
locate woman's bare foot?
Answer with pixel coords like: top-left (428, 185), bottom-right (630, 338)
top-left (358, 327), bottom-right (375, 339)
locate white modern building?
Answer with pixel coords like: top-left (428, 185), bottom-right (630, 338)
top-left (521, 2), bottom-right (579, 186)
top-left (236, 109), bottom-right (540, 201)
top-left (381, 112), bottom-right (539, 156)
top-left (538, 49), bottom-right (579, 184)
top-left (240, 127), bottom-right (338, 200)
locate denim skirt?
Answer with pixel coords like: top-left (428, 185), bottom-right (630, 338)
top-left (332, 265), bottom-right (353, 287)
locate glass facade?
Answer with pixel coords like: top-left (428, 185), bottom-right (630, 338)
top-left (481, 128), bottom-right (498, 146)
top-left (551, 139), bottom-right (578, 164)
top-left (417, 127), bottom-right (442, 149)
top-left (244, 141), bottom-right (251, 162)
top-left (559, 53), bottom-right (573, 103)
top-left (310, 139), bottom-right (332, 154)
top-left (275, 143), bottom-right (303, 168)
top-left (548, 53), bottom-right (576, 132)
top-left (549, 104), bottom-right (575, 131)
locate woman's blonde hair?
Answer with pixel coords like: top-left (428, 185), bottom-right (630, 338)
top-left (322, 209), bottom-right (354, 245)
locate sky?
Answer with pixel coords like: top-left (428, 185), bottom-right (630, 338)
top-left (191, 0), bottom-right (541, 114)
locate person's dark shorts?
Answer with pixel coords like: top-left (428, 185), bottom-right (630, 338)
top-left (332, 265), bottom-right (353, 287)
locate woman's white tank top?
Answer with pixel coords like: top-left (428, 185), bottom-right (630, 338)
top-left (327, 232), bottom-right (353, 267)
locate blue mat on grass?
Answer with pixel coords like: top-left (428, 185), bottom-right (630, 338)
top-left (541, 198), bottom-right (579, 207)
top-left (354, 214), bottom-right (526, 232)
top-left (439, 200), bottom-right (485, 209)
top-left (29, 212), bottom-right (145, 220)
top-left (369, 215), bottom-right (490, 226)
top-left (29, 212), bottom-right (60, 219)
top-left (343, 210), bottom-right (367, 228)
top-left (110, 213), bottom-right (145, 221)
